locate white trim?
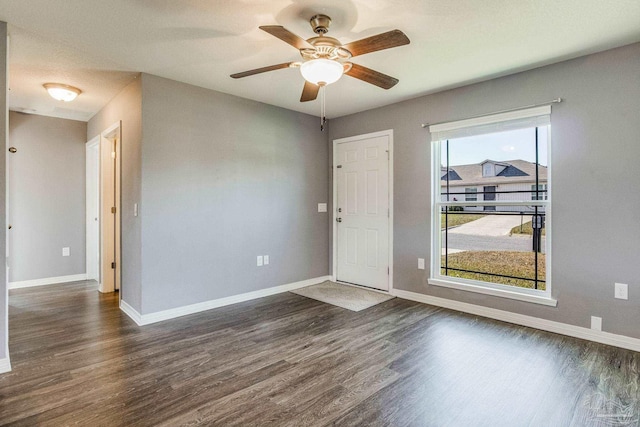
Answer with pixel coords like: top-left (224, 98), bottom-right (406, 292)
top-left (98, 121), bottom-right (122, 295)
top-left (429, 105), bottom-right (551, 133)
top-left (431, 122), bottom-right (552, 302)
top-left (120, 276), bottom-right (332, 326)
top-left (428, 278), bottom-right (557, 307)
top-left (0, 356), bottom-right (11, 374)
top-left (391, 289), bottom-right (640, 353)
top-left (332, 129), bottom-right (394, 292)
top-left (101, 121), bottom-right (121, 139)
top-left (9, 274), bottom-right (88, 289)
top-left (119, 299), bottom-right (143, 326)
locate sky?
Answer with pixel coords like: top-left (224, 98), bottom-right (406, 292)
top-left (442, 126), bottom-right (549, 167)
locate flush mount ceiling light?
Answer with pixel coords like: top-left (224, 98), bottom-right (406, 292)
top-left (43, 83), bottom-right (81, 102)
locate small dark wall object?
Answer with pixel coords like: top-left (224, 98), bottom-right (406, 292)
top-left (8, 147), bottom-right (17, 153)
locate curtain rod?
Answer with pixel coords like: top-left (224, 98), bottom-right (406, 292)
top-left (420, 98), bottom-right (562, 129)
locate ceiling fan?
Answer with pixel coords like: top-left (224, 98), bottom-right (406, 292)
top-left (231, 14), bottom-right (410, 105)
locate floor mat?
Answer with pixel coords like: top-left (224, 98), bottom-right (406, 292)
top-left (291, 281), bottom-right (394, 312)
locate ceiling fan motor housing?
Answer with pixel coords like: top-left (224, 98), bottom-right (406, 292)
top-left (310, 14), bottom-right (331, 34)
top-left (301, 37), bottom-right (351, 61)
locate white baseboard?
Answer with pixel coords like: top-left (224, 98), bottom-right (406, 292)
top-left (119, 299), bottom-right (143, 326)
top-left (0, 356), bottom-right (11, 374)
top-left (9, 274), bottom-right (88, 290)
top-left (391, 289), bottom-right (640, 353)
top-left (120, 276), bottom-right (332, 326)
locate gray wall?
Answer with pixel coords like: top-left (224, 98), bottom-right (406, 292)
top-left (1, 21), bottom-right (7, 361)
top-left (8, 112), bottom-right (87, 282)
top-left (139, 74), bottom-right (329, 314)
top-left (88, 76), bottom-right (142, 311)
top-left (329, 42), bottom-right (640, 339)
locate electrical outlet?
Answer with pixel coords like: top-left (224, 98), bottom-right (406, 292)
top-left (591, 316), bottom-right (602, 331)
top-left (257, 256), bottom-right (263, 267)
top-left (62, 247), bottom-right (70, 257)
top-left (418, 258), bottom-right (425, 270)
top-left (614, 282), bottom-right (628, 300)
top-left (264, 255), bottom-right (269, 265)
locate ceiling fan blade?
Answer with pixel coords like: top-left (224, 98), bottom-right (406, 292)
top-left (260, 26), bottom-right (314, 50)
top-left (342, 30), bottom-right (410, 57)
top-left (230, 62), bottom-right (294, 79)
top-left (345, 63), bottom-right (399, 89)
top-left (300, 81), bottom-right (319, 102)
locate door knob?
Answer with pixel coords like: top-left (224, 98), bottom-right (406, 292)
top-left (336, 218), bottom-right (342, 223)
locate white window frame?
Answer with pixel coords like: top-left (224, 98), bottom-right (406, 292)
top-left (429, 106), bottom-right (556, 307)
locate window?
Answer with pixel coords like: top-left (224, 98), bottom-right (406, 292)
top-left (430, 106), bottom-right (554, 306)
top-left (465, 188), bottom-right (477, 202)
top-left (531, 184), bottom-right (548, 200)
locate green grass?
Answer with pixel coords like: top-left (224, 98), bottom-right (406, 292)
top-left (510, 221), bottom-right (546, 236)
top-left (441, 251), bottom-right (546, 290)
top-left (441, 213), bottom-right (486, 229)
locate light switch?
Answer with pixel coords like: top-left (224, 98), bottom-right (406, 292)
top-left (257, 256), bottom-right (263, 267)
top-left (134, 203), bottom-right (139, 217)
top-left (264, 255), bottom-right (269, 265)
top-left (62, 247), bottom-right (70, 257)
top-left (418, 258), bottom-right (425, 270)
top-left (318, 203), bottom-right (327, 213)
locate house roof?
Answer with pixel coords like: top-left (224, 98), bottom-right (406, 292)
top-left (441, 160), bottom-right (547, 186)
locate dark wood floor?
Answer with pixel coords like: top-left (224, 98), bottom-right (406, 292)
top-left (1, 282), bottom-right (639, 426)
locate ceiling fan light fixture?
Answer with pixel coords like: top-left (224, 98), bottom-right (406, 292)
top-left (43, 83), bottom-right (81, 102)
top-left (300, 59), bottom-right (343, 86)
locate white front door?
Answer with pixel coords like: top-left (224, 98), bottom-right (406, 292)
top-left (335, 132), bottom-right (390, 291)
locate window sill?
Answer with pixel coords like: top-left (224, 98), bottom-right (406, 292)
top-left (428, 278), bottom-right (558, 307)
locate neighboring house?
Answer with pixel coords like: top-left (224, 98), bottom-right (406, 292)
top-left (441, 159), bottom-right (547, 212)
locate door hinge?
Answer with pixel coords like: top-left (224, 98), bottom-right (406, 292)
top-left (388, 267), bottom-right (390, 275)
top-left (336, 165), bottom-right (342, 168)
top-left (111, 207), bottom-right (116, 214)
top-left (111, 262), bottom-right (116, 269)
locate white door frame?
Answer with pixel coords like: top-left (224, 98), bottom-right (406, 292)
top-left (332, 129), bottom-right (394, 293)
top-left (85, 136), bottom-right (100, 283)
top-left (99, 121), bottom-right (121, 295)
top-left (88, 121), bottom-right (122, 295)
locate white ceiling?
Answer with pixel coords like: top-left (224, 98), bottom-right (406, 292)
top-left (1, 0), bottom-right (639, 121)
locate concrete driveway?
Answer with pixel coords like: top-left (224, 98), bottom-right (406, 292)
top-left (449, 214), bottom-right (526, 236)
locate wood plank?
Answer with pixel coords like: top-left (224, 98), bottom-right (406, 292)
top-left (2, 281), bottom-right (639, 425)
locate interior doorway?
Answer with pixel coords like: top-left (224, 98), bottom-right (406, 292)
top-left (332, 130), bottom-right (393, 292)
top-left (85, 137), bottom-right (99, 281)
top-left (86, 121), bottom-right (121, 294)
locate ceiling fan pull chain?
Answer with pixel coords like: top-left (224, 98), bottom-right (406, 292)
top-left (320, 85), bottom-right (326, 131)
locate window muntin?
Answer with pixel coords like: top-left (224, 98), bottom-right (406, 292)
top-left (431, 108), bottom-right (551, 301)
